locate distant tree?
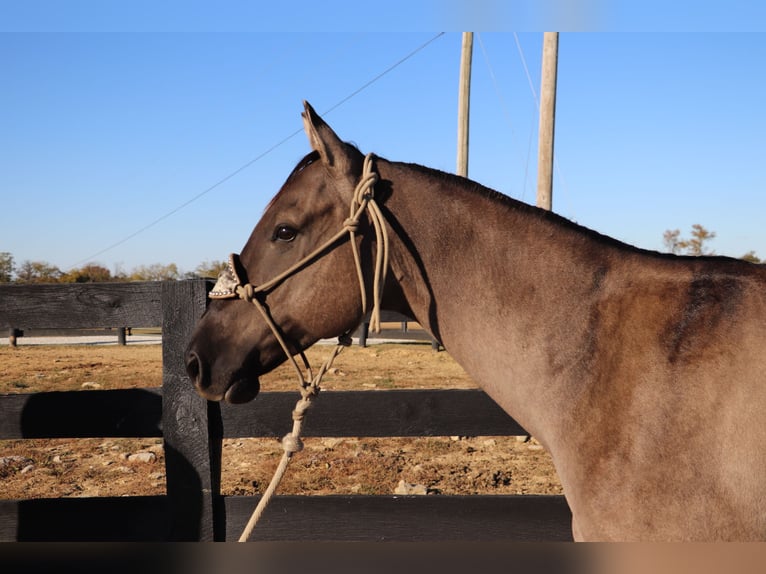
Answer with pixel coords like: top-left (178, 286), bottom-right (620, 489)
top-left (187, 259), bottom-right (228, 279)
top-left (128, 263), bottom-right (180, 281)
top-left (111, 263), bottom-right (130, 282)
top-left (741, 251), bottom-right (762, 264)
top-left (0, 252), bottom-right (14, 282)
top-left (61, 264), bottom-right (113, 283)
top-left (15, 260), bottom-right (63, 283)
top-left (662, 229), bottom-right (682, 254)
top-left (663, 224), bottom-right (716, 256)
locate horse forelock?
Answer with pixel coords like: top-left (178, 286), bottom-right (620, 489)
top-left (262, 151), bottom-right (321, 216)
top-left (262, 142), bottom-right (365, 217)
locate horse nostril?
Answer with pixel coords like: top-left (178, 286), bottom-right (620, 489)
top-left (185, 351), bottom-right (204, 387)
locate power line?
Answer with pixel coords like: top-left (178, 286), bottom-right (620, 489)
top-left (68, 32), bottom-right (446, 269)
top-left (513, 32), bottom-right (540, 106)
top-left (512, 32), bottom-right (571, 214)
top-left (67, 129), bottom-right (304, 269)
top-left (319, 32), bottom-right (446, 118)
top-left (477, 33), bottom-right (536, 202)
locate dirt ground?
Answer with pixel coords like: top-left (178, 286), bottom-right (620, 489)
top-left (0, 339), bottom-right (562, 500)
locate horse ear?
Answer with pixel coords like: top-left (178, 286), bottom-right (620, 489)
top-left (301, 101), bottom-right (353, 172)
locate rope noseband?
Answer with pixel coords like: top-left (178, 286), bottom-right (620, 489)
top-left (208, 153), bottom-right (388, 541)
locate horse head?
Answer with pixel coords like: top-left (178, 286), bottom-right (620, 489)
top-left (185, 102), bottom-right (382, 403)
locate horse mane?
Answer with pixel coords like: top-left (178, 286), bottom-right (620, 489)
top-left (390, 159), bottom-right (755, 266)
top-left (392, 159), bottom-right (654, 255)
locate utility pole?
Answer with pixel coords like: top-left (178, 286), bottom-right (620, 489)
top-left (456, 32), bottom-right (473, 178)
top-left (536, 32), bottom-right (559, 211)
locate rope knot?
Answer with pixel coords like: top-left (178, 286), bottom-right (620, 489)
top-left (236, 283), bottom-right (256, 303)
top-left (343, 217), bottom-right (360, 233)
top-left (359, 189), bottom-right (374, 203)
top-left (281, 433), bottom-right (304, 454)
top-left (292, 392), bottom-right (317, 421)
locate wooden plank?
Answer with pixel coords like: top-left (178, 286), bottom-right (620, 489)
top-left (0, 282), bottom-right (163, 330)
top-left (355, 310), bottom-right (439, 347)
top-left (160, 279), bottom-right (223, 541)
top-left (0, 388), bottom-right (525, 440)
top-left (0, 388), bottom-right (162, 439)
top-left (373, 310), bottom-right (416, 323)
top-left (6, 327), bottom-right (144, 343)
top-left (357, 327), bottom-right (434, 343)
top-left (223, 495), bottom-right (572, 542)
top-left (0, 495), bottom-right (572, 542)
top-left (0, 497), bottom-right (169, 541)
top-left (220, 389), bottom-right (527, 438)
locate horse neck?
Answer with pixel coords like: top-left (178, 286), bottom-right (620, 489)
top-left (378, 159), bottom-right (624, 446)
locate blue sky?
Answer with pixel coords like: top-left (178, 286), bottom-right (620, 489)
top-left (2, 6), bottom-right (766, 274)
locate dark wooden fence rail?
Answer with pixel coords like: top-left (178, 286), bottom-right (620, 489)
top-left (0, 280), bottom-right (571, 541)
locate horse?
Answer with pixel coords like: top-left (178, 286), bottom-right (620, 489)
top-left (185, 101), bottom-right (766, 541)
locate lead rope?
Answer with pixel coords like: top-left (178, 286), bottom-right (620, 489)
top-left (228, 153), bottom-right (388, 541)
top-left (236, 331), bottom-right (348, 542)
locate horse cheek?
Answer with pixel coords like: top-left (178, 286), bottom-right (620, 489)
top-left (305, 267), bottom-right (362, 338)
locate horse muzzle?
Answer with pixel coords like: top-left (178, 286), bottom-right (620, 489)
top-left (185, 349), bottom-right (261, 404)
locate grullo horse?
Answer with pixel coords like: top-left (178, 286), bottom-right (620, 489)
top-left (186, 102), bottom-right (766, 541)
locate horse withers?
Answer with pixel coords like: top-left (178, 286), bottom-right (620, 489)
top-left (186, 101), bottom-right (766, 541)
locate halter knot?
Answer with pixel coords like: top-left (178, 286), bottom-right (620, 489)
top-left (281, 433), bottom-right (304, 454)
top-left (236, 283), bottom-right (256, 303)
top-left (343, 217), bottom-right (360, 233)
top-left (353, 171), bottom-right (378, 206)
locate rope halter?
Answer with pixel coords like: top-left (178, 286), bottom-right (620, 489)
top-left (209, 153), bottom-right (388, 333)
top-left (207, 153), bottom-right (389, 541)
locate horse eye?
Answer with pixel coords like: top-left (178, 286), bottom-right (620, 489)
top-left (273, 225), bottom-right (297, 242)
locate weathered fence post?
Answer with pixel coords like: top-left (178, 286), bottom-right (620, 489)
top-left (161, 279), bottom-right (223, 541)
top-left (8, 328), bottom-right (22, 347)
top-left (117, 327), bottom-right (127, 346)
top-left (358, 322), bottom-right (369, 347)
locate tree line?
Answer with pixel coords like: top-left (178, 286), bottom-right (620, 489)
top-left (0, 252), bottom-right (227, 284)
top-left (663, 224), bottom-right (761, 262)
top-left (0, 225), bottom-right (760, 284)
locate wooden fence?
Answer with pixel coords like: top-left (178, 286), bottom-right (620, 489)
top-left (0, 280), bottom-right (571, 541)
